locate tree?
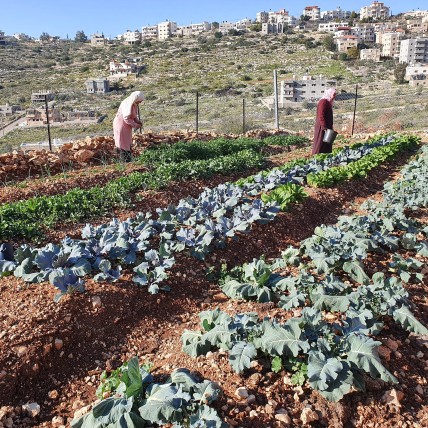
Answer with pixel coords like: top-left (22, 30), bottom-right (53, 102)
top-left (75, 30), bottom-right (88, 43)
top-left (322, 34), bottom-right (336, 51)
top-left (211, 22), bottom-right (219, 29)
top-left (394, 63), bottom-right (407, 84)
top-left (347, 46), bottom-right (360, 59)
top-left (214, 31), bottom-right (222, 40)
top-left (249, 23), bottom-right (262, 32)
top-left (39, 32), bottom-right (51, 42)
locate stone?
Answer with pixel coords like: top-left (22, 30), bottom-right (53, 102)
top-left (246, 394), bottom-right (256, 405)
top-left (14, 346), bottom-right (28, 357)
top-left (73, 405), bottom-right (90, 420)
top-left (235, 387), bottom-right (249, 399)
top-left (381, 389), bottom-right (405, 408)
top-left (92, 296), bottom-right (102, 308)
top-left (378, 346), bottom-right (391, 362)
top-left (74, 149), bottom-right (95, 163)
top-left (300, 407), bottom-right (319, 425)
top-left (385, 339), bottom-right (399, 352)
top-left (48, 390), bottom-right (59, 400)
top-left (0, 371), bottom-right (6, 380)
top-left (22, 402), bottom-right (40, 417)
top-left (417, 351), bottom-right (424, 359)
top-left (52, 416), bottom-right (64, 426)
top-left (275, 412), bottom-right (292, 425)
top-left (3, 418), bottom-right (12, 428)
top-left (249, 410), bottom-right (258, 419)
top-left (415, 385), bottom-right (424, 395)
top-left (55, 339), bottom-right (63, 350)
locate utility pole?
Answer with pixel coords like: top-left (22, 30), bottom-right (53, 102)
top-left (351, 84), bottom-right (358, 136)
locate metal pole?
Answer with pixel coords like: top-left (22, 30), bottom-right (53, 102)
top-left (273, 70), bottom-right (279, 130)
top-left (196, 91), bottom-right (199, 135)
top-left (351, 84), bottom-right (358, 136)
top-left (44, 95), bottom-right (52, 152)
top-left (242, 99), bottom-right (246, 134)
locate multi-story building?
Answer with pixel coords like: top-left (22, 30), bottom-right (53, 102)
top-left (0, 104), bottom-right (20, 116)
top-left (376, 31), bottom-right (404, 57)
top-left (318, 22), bottom-right (350, 32)
top-left (351, 25), bottom-right (376, 44)
top-left (335, 35), bottom-right (359, 52)
top-left (402, 10), bottom-right (428, 19)
top-left (360, 2), bottom-right (391, 20)
top-left (109, 60), bottom-right (145, 77)
top-left (31, 90), bottom-right (54, 103)
top-left (303, 6), bottom-right (321, 21)
top-left (158, 21), bottom-right (177, 40)
top-left (122, 30), bottom-right (141, 45)
top-left (405, 63), bottom-right (428, 79)
top-left (409, 74), bottom-right (427, 87)
top-left (280, 75), bottom-right (336, 103)
top-left (360, 47), bottom-right (381, 61)
top-left (176, 22), bottom-right (211, 37)
top-left (256, 11), bottom-right (269, 23)
top-left (91, 33), bottom-right (107, 46)
top-left (218, 21), bottom-right (236, 34)
top-left (405, 18), bottom-right (427, 34)
top-left (26, 107), bottom-right (62, 125)
top-left (235, 18), bottom-right (253, 31)
top-left (141, 25), bottom-right (158, 40)
top-left (399, 37), bottom-right (428, 64)
top-left (0, 31), bottom-right (6, 45)
top-left (320, 7), bottom-right (352, 21)
top-left (85, 78), bottom-right (110, 94)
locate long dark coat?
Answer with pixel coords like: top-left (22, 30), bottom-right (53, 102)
top-left (312, 98), bottom-right (334, 155)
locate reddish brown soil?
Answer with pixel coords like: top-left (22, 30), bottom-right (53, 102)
top-left (0, 148), bottom-right (427, 428)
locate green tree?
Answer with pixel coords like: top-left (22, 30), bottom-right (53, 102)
top-left (322, 34), bottom-right (336, 51)
top-left (75, 30), bottom-right (88, 43)
top-left (214, 31), bottom-right (223, 39)
top-left (394, 63), bottom-right (407, 84)
top-left (39, 32), bottom-right (51, 42)
top-left (211, 22), bottom-right (219, 29)
top-left (249, 23), bottom-right (262, 32)
top-left (347, 46), bottom-right (360, 59)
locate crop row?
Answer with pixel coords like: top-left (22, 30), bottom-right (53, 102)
top-left (181, 144), bottom-right (428, 402)
top-left (0, 134), bottom-right (417, 303)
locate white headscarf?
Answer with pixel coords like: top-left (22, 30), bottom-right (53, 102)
top-left (321, 87), bottom-right (337, 105)
top-left (120, 91), bottom-right (144, 117)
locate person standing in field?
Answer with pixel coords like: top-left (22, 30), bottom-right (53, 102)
top-left (311, 87), bottom-right (337, 155)
top-left (113, 91), bottom-right (144, 162)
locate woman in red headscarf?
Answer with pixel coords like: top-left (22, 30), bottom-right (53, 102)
top-left (312, 87), bottom-right (337, 155)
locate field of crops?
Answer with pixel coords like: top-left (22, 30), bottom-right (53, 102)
top-left (0, 132), bottom-right (427, 428)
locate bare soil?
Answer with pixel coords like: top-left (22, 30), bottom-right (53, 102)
top-left (0, 148), bottom-right (427, 428)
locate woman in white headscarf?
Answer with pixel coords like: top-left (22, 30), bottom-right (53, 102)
top-left (113, 91), bottom-right (144, 161)
top-left (312, 87), bottom-right (337, 155)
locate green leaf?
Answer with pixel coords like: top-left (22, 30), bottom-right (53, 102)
top-left (343, 261), bottom-right (370, 285)
top-left (181, 330), bottom-right (212, 358)
top-left (229, 341), bottom-right (257, 373)
top-left (257, 320), bottom-right (310, 357)
top-left (393, 306), bottom-right (428, 335)
top-left (271, 356), bottom-right (283, 373)
top-left (344, 334), bottom-right (397, 383)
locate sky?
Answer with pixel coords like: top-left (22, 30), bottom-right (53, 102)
top-left (1, 0), bottom-right (427, 39)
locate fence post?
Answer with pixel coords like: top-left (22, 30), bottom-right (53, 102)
top-left (195, 91), bottom-right (199, 135)
top-left (44, 95), bottom-right (52, 152)
top-left (351, 84), bottom-right (358, 136)
top-left (273, 70), bottom-right (279, 130)
top-left (242, 99), bottom-right (246, 134)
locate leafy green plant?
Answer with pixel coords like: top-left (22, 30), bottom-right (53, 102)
top-left (261, 183), bottom-right (307, 210)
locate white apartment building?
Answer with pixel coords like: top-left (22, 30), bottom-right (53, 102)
top-left (303, 6), bottom-right (321, 21)
top-left (320, 7), bottom-right (351, 21)
top-left (402, 10), bottom-right (428, 19)
top-left (281, 75), bottom-right (336, 103)
top-left (405, 63), bottom-right (428, 79)
top-left (360, 2), bottom-right (391, 20)
top-left (109, 60), bottom-right (144, 77)
top-left (399, 38), bottom-right (428, 64)
top-left (406, 18), bottom-right (428, 34)
top-left (218, 21), bottom-right (236, 34)
top-left (351, 25), bottom-right (376, 44)
top-left (176, 22), bottom-right (211, 37)
top-left (91, 33), bottom-right (106, 46)
top-left (158, 21), bottom-right (177, 40)
top-left (256, 11), bottom-right (269, 23)
top-left (376, 31), bottom-right (404, 57)
top-left (141, 26), bottom-right (158, 40)
top-left (122, 30), bottom-right (141, 45)
top-left (360, 47), bottom-right (381, 61)
top-left (318, 22), bottom-right (351, 32)
top-left (235, 18), bottom-right (253, 31)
